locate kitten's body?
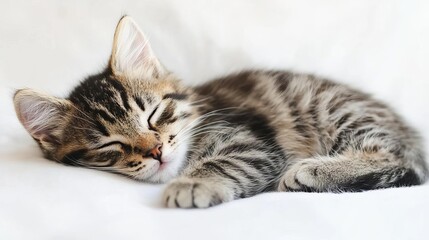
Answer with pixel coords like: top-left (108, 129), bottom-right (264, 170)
top-left (13, 17), bottom-right (427, 208)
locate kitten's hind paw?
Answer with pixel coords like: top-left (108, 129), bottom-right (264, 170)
top-left (278, 159), bottom-right (324, 192)
top-left (163, 178), bottom-right (233, 208)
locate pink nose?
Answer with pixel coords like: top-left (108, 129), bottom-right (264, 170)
top-left (147, 144), bottom-right (162, 161)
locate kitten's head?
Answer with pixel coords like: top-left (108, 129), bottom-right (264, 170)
top-left (13, 16), bottom-right (198, 182)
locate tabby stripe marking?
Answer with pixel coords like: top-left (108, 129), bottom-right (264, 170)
top-left (274, 72), bottom-right (292, 93)
top-left (95, 109), bottom-right (116, 123)
top-left (156, 102), bottom-right (176, 126)
top-left (335, 113), bottom-right (352, 129)
top-left (217, 159), bottom-right (258, 182)
top-left (231, 155), bottom-right (276, 173)
top-left (163, 93), bottom-right (188, 100)
top-left (134, 96), bottom-right (145, 111)
top-left (202, 161), bottom-right (242, 187)
top-left (200, 143), bottom-right (217, 158)
top-left (177, 112), bottom-right (192, 120)
top-left (218, 143), bottom-right (266, 156)
top-left (107, 77), bottom-right (131, 111)
top-left (94, 120), bottom-right (110, 136)
top-left (329, 130), bottom-right (349, 156)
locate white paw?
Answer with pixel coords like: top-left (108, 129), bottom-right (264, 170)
top-left (278, 159), bottom-right (323, 192)
top-left (163, 178), bottom-right (233, 208)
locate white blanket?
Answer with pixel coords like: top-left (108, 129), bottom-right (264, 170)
top-left (1, 1), bottom-right (428, 239)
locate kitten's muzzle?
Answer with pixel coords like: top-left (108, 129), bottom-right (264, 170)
top-left (145, 143), bottom-right (163, 161)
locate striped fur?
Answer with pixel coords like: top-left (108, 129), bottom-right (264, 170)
top-left (13, 16), bottom-right (428, 208)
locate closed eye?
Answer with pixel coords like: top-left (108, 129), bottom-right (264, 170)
top-left (147, 105), bottom-right (159, 131)
top-left (95, 141), bottom-right (124, 150)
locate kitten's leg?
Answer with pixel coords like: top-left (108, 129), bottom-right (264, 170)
top-left (163, 129), bottom-right (285, 208)
top-left (278, 149), bottom-right (426, 192)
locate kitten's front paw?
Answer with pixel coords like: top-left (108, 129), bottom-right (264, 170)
top-left (163, 178), bottom-right (233, 208)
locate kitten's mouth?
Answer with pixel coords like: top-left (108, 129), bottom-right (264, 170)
top-left (159, 161), bottom-right (169, 170)
top-left (156, 157), bottom-right (170, 170)
top-left (157, 154), bottom-right (176, 170)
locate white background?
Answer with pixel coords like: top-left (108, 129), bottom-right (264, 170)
top-left (1, 1), bottom-right (429, 239)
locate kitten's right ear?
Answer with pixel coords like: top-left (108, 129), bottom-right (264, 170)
top-left (13, 89), bottom-right (72, 146)
top-left (110, 16), bottom-right (166, 80)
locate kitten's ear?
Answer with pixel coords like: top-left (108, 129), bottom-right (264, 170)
top-left (13, 89), bottom-right (72, 146)
top-left (110, 16), bottom-right (166, 80)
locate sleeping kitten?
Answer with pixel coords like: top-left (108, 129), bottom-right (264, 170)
top-left (13, 16), bottom-right (427, 208)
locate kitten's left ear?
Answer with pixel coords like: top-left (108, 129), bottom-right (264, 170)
top-left (13, 89), bottom-right (72, 149)
top-left (110, 16), bottom-right (167, 80)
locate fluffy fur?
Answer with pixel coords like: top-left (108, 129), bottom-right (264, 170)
top-left (13, 16), bottom-right (428, 208)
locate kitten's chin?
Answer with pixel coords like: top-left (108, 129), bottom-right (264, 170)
top-left (143, 140), bottom-right (189, 183)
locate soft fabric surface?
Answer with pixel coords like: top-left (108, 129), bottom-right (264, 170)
top-left (1, 1), bottom-right (429, 239)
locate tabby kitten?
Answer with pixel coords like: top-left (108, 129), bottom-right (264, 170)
top-left (13, 16), bottom-right (427, 208)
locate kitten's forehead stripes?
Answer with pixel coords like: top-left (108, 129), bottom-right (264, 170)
top-left (96, 108), bottom-right (117, 123)
top-left (94, 119), bottom-right (110, 136)
top-left (134, 96), bottom-right (145, 111)
top-left (107, 76), bottom-right (131, 111)
top-left (69, 73), bottom-right (132, 123)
